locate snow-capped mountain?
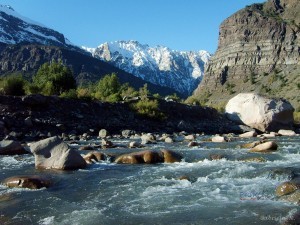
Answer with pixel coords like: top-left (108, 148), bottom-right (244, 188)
top-left (0, 5), bottom-right (77, 50)
top-left (83, 40), bottom-right (211, 95)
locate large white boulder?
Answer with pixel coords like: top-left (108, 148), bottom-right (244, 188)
top-left (225, 93), bottom-right (294, 132)
top-left (30, 136), bottom-right (86, 170)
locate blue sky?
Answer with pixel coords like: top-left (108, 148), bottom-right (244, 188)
top-left (3, 0), bottom-right (265, 53)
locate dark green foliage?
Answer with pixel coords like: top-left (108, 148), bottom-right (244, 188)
top-left (297, 83), bottom-right (300, 90)
top-left (0, 74), bottom-right (26, 96)
top-left (60, 89), bottom-right (78, 99)
top-left (94, 73), bottom-right (122, 102)
top-left (250, 72), bottom-right (256, 84)
top-left (33, 61), bottom-right (76, 95)
top-left (130, 83), bottom-right (165, 119)
top-left (225, 82), bottom-right (236, 94)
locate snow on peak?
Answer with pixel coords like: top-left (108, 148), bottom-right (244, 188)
top-left (0, 5), bottom-right (45, 27)
top-left (91, 40), bottom-right (211, 95)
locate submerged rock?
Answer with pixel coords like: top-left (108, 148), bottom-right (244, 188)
top-left (3, 175), bottom-right (52, 189)
top-left (249, 141), bottom-right (278, 153)
top-left (226, 93), bottom-right (294, 132)
top-left (30, 136), bottom-right (87, 170)
top-left (276, 178), bottom-right (300, 197)
top-left (0, 140), bottom-right (28, 155)
top-left (240, 157), bottom-right (266, 163)
top-left (240, 140), bottom-right (262, 149)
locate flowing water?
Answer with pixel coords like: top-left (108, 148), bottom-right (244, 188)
top-left (0, 135), bottom-right (299, 225)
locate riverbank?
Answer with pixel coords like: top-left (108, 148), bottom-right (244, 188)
top-left (0, 94), bottom-right (249, 142)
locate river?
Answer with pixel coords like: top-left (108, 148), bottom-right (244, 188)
top-left (0, 135), bottom-right (299, 225)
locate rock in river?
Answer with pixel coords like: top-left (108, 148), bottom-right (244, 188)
top-left (30, 136), bottom-right (87, 170)
top-left (249, 141), bottom-right (278, 153)
top-left (225, 93), bottom-right (294, 132)
top-left (3, 175), bottom-right (52, 189)
top-left (0, 140), bottom-right (28, 155)
top-left (115, 150), bottom-right (182, 164)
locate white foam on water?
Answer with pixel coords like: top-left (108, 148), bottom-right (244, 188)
top-left (0, 155), bottom-right (33, 169)
top-left (56, 208), bottom-right (103, 225)
top-left (38, 216), bottom-right (55, 225)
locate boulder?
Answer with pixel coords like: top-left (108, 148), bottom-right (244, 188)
top-left (115, 150), bottom-right (163, 164)
top-left (161, 149), bottom-right (182, 163)
top-left (184, 134), bottom-right (195, 141)
top-left (101, 139), bottom-right (114, 148)
top-left (239, 131), bottom-right (257, 138)
top-left (115, 149), bottom-right (182, 164)
top-left (279, 190), bottom-right (300, 204)
top-left (83, 151), bottom-right (106, 164)
top-left (30, 136), bottom-right (87, 170)
top-left (99, 129), bottom-right (109, 138)
top-left (211, 135), bottom-right (227, 142)
top-left (121, 130), bottom-right (135, 138)
top-left (3, 175), bottom-right (51, 189)
top-left (261, 132), bottom-right (277, 138)
top-left (276, 178), bottom-right (300, 197)
top-left (141, 133), bottom-right (156, 144)
top-left (128, 141), bottom-right (142, 148)
top-left (240, 140), bottom-right (262, 149)
top-left (79, 145), bottom-right (94, 151)
top-left (278, 129), bottom-right (296, 136)
top-left (188, 141), bottom-right (199, 147)
top-left (225, 93), bottom-right (294, 132)
top-left (165, 137), bottom-right (174, 143)
top-left (249, 141), bottom-right (278, 153)
top-left (0, 140), bottom-right (28, 155)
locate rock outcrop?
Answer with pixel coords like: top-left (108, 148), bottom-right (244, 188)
top-left (30, 136), bottom-right (87, 170)
top-left (225, 93), bottom-right (294, 132)
top-left (192, 0), bottom-right (300, 110)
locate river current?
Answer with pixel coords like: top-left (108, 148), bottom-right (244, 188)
top-left (0, 135), bottom-right (299, 225)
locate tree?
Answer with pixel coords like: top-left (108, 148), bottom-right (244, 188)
top-left (0, 74), bottom-right (26, 96)
top-left (94, 73), bottom-right (121, 102)
top-left (33, 61), bottom-right (76, 95)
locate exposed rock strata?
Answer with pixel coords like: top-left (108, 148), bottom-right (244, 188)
top-left (193, 0), bottom-right (300, 109)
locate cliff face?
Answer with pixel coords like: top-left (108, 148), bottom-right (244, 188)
top-left (192, 0), bottom-right (300, 109)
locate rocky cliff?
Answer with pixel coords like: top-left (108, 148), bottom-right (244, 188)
top-left (192, 0), bottom-right (300, 110)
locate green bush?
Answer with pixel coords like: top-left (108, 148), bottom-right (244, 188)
top-left (33, 61), bottom-right (76, 95)
top-left (94, 73), bottom-right (121, 101)
top-left (0, 74), bottom-right (26, 96)
top-left (131, 99), bottom-right (165, 119)
top-left (60, 89), bottom-right (78, 99)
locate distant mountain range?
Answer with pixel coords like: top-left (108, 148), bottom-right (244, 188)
top-left (83, 41), bottom-right (210, 95)
top-left (0, 4), bottom-right (210, 96)
top-left (0, 5), bottom-right (178, 96)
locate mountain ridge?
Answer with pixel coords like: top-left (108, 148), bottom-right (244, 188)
top-left (0, 5), bottom-right (84, 53)
top-left (84, 40), bottom-right (211, 96)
